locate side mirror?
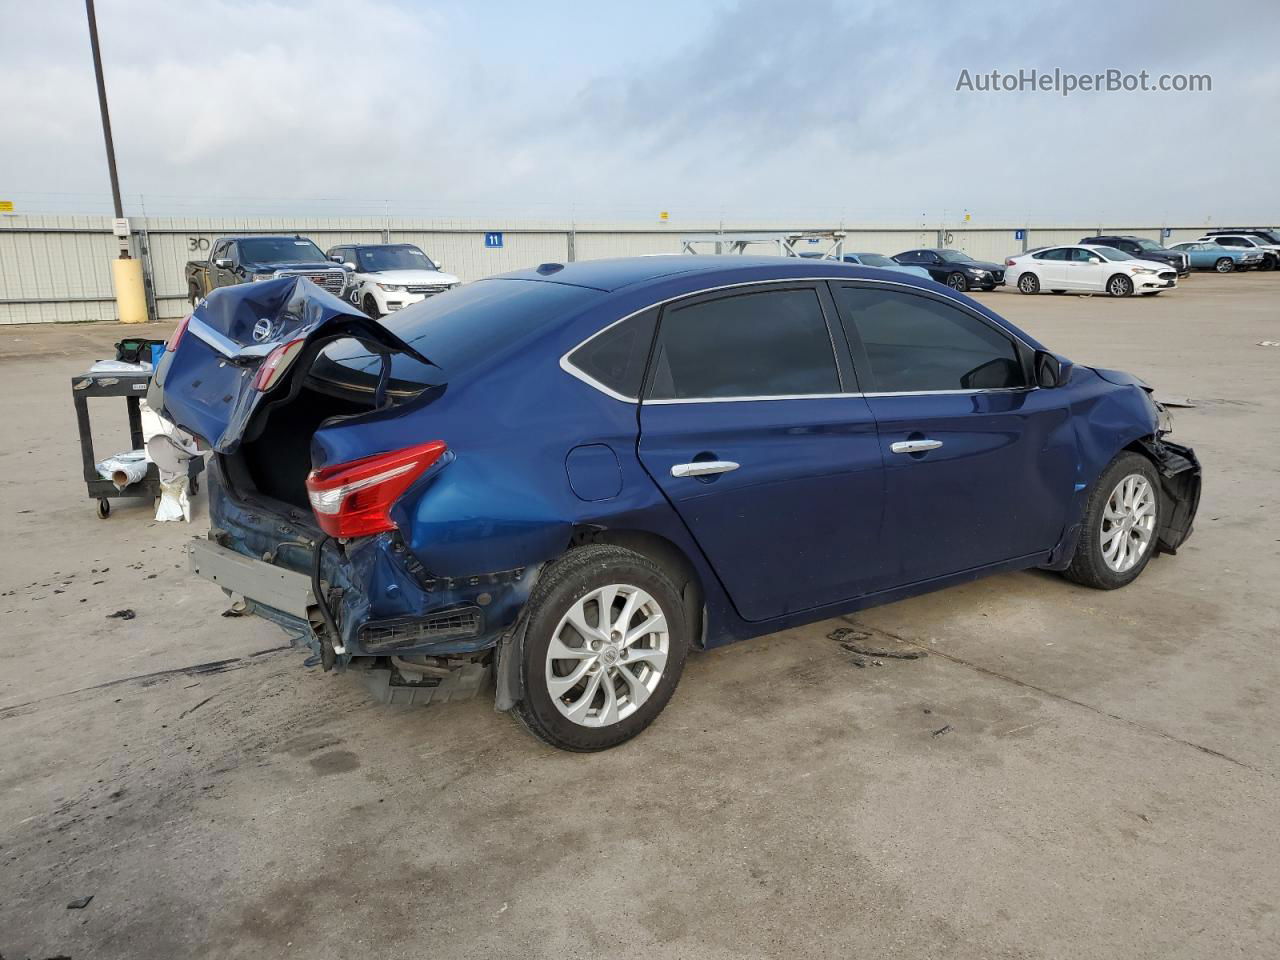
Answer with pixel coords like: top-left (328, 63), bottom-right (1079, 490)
top-left (1034, 350), bottom-right (1072, 388)
top-left (1088, 256), bottom-right (1102, 264)
top-left (213, 258), bottom-right (232, 269)
top-left (329, 255), bottom-right (343, 263)
top-left (342, 261), bottom-right (357, 271)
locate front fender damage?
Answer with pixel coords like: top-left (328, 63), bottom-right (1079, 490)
top-left (1135, 437), bottom-right (1201, 554)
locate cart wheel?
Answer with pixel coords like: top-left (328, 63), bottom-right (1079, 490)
top-left (190, 476), bottom-right (200, 495)
top-left (96, 498), bottom-right (111, 519)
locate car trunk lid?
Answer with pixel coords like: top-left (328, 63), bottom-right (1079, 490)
top-left (149, 276), bottom-right (432, 454)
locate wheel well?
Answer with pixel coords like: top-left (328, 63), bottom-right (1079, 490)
top-left (569, 526), bottom-right (706, 647)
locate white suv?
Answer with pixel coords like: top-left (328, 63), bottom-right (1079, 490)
top-left (327, 243), bottom-right (461, 318)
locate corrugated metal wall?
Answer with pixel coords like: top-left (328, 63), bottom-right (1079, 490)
top-left (0, 214), bottom-right (1236, 324)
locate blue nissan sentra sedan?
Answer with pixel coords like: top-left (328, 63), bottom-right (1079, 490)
top-left (151, 256), bottom-right (1200, 751)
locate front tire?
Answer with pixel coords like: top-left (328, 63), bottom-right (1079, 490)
top-left (1107, 274), bottom-right (1134, 297)
top-left (1063, 453), bottom-right (1161, 590)
top-left (1017, 272), bottom-right (1041, 295)
top-left (946, 272), bottom-right (968, 292)
top-left (1215, 257), bottom-right (1234, 273)
top-left (188, 284), bottom-right (202, 310)
top-left (514, 545), bottom-right (689, 751)
top-left (362, 294), bottom-right (382, 319)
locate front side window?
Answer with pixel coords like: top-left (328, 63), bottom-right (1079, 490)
top-left (646, 288), bottom-right (839, 400)
top-left (1069, 248), bottom-right (1101, 262)
top-left (834, 285), bottom-right (1026, 393)
top-left (567, 308), bottom-right (658, 399)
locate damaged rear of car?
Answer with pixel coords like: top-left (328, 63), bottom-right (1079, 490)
top-left (152, 275), bottom-right (604, 706)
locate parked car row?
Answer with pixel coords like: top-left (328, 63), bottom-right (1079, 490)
top-left (185, 234), bottom-right (459, 318)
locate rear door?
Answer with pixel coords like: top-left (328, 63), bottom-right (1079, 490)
top-left (636, 283), bottom-right (889, 622)
top-left (831, 282), bottom-right (1075, 585)
top-left (1032, 248), bottom-right (1069, 286)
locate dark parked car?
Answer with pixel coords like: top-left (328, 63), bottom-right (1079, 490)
top-left (1077, 236), bottom-right (1190, 276)
top-left (186, 235), bottom-right (348, 308)
top-left (892, 249), bottom-right (1005, 291)
top-left (150, 257), bottom-right (1200, 751)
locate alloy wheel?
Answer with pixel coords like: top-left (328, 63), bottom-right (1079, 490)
top-left (545, 583), bottom-right (669, 728)
top-left (1100, 474), bottom-right (1156, 573)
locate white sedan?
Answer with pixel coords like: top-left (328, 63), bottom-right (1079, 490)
top-left (1003, 244), bottom-right (1178, 297)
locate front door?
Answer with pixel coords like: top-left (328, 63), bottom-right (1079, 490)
top-left (636, 283), bottom-right (889, 622)
top-left (829, 282), bottom-right (1076, 585)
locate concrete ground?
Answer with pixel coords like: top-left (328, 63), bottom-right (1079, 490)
top-left (1, 273), bottom-right (1277, 959)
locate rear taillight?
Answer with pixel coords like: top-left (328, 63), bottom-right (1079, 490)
top-left (167, 314), bottom-right (191, 351)
top-left (1005, 258), bottom-right (1015, 266)
top-left (305, 441), bottom-right (447, 538)
top-left (252, 338), bottom-right (306, 391)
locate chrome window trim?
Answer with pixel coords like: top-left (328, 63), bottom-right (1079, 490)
top-left (558, 276), bottom-right (1035, 404)
top-left (645, 386), bottom-right (1036, 406)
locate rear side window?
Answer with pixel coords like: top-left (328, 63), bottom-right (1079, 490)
top-left (834, 286), bottom-right (1026, 393)
top-left (647, 288), bottom-right (839, 400)
top-left (1036, 248), bottom-right (1068, 261)
top-left (567, 308), bottom-right (658, 399)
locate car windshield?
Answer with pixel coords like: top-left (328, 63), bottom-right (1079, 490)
top-left (1092, 247), bottom-right (1133, 262)
top-left (855, 253), bottom-right (895, 267)
top-left (239, 237), bottom-right (327, 263)
top-left (939, 249), bottom-right (973, 262)
top-left (357, 246), bottom-right (438, 272)
top-left (1251, 232), bottom-right (1280, 244)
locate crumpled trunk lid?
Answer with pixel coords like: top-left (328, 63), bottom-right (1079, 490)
top-left (148, 276), bottom-right (430, 454)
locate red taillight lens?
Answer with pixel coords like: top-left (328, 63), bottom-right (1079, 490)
top-left (305, 441), bottom-right (447, 538)
top-left (1005, 258), bottom-right (1015, 267)
top-left (253, 338), bottom-right (306, 392)
top-left (167, 314), bottom-right (192, 352)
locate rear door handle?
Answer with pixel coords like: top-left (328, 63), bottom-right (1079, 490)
top-left (890, 439), bottom-right (943, 454)
top-left (671, 460), bottom-right (740, 478)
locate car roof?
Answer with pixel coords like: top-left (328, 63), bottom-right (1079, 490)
top-left (495, 255), bottom-right (889, 292)
top-left (220, 234), bottom-right (317, 241)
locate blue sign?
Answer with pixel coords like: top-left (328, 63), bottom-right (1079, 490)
top-left (1161, 228), bottom-right (1172, 238)
top-left (807, 237), bottom-right (820, 243)
top-left (484, 231), bottom-right (504, 248)
top-left (1014, 229), bottom-right (1025, 241)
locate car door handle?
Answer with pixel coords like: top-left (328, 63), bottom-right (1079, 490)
top-left (671, 460), bottom-right (740, 478)
top-left (890, 439), bottom-right (943, 454)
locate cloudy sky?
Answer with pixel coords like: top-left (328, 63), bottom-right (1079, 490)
top-left (2, 0), bottom-right (1278, 224)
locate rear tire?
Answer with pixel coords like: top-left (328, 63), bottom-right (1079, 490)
top-left (514, 545), bottom-right (689, 751)
top-left (1017, 272), bottom-right (1040, 295)
top-left (946, 272), bottom-right (968, 292)
top-left (1063, 452), bottom-right (1161, 590)
top-left (1107, 274), bottom-right (1134, 297)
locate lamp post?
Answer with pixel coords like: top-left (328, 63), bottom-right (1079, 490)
top-left (85, 0), bottom-right (147, 323)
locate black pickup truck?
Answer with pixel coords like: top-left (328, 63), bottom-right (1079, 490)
top-left (186, 235), bottom-right (349, 308)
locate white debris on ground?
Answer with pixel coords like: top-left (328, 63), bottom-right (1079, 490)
top-left (142, 399), bottom-right (201, 523)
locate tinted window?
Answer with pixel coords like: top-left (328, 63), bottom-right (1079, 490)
top-left (647, 288), bottom-right (838, 400)
top-left (239, 237), bottom-right (328, 263)
top-left (1069, 248), bottom-right (1101, 262)
top-left (1035, 248), bottom-right (1069, 261)
top-left (568, 308), bottom-right (658, 398)
top-left (835, 286), bottom-right (1025, 393)
top-left (318, 278), bottom-right (603, 388)
top-left (895, 251), bottom-right (920, 263)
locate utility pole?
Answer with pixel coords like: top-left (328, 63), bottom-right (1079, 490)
top-left (86, 0), bottom-right (148, 321)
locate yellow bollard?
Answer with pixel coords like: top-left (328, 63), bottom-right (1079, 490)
top-left (111, 256), bottom-right (148, 324)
